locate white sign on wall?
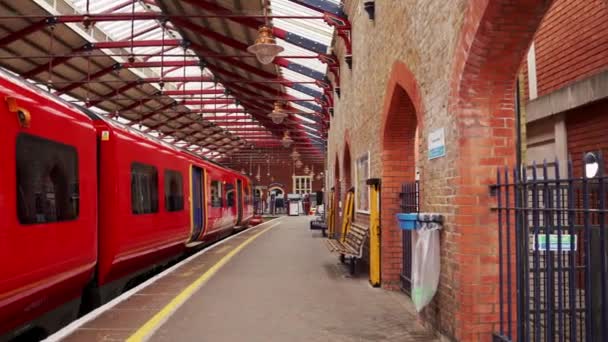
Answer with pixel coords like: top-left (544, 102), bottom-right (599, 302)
top-left (428, 128), bottom-right (446, 160)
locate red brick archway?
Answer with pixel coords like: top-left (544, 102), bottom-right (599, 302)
top-left (379, 61), bottom-right (423, 289)
top-left (449, 1), bottom-right (554, 340)
top-left (342, 141), bottom-right (352, 196)
top-left (333, 153), bottom-right (340, 235)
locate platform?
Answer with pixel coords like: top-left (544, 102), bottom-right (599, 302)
top-left (50, 217), bottom-right (436, 342)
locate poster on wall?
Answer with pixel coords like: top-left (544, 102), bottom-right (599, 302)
top-left (428, 128), bottom-right (446, 160)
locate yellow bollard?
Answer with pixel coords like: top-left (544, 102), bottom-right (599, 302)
top-left (367, 179), bottom-right (381, 287)
top-left (327, 188), bottom-right (335, 238)
top-left (340, 189), bottom-right (355, 243)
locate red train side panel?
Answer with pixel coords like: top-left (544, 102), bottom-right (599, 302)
top-left (0, 74), bottom-right (97, 335)
top-left (94, 119), bottom-right (192, 292)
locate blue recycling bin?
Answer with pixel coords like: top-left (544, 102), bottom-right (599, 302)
top-left (396, 213), bottom-right (418, 230)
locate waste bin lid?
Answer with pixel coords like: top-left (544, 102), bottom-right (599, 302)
top-left (396, 213), bottom-right (418, 221)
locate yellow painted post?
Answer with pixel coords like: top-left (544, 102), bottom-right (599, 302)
top-left (340, 189), bottom-right (355, 243)
top-left (367, 179), bottom-right (381, 287)
top-left (327, 188), bottom-right (335, 238)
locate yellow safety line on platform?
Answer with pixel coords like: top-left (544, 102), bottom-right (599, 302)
top-left (126, 221), bottom-right (280, 342)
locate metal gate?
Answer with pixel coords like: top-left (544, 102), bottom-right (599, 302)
top-left (492, 155), bottom-right (608, 341)
top-left (399, 181), bottom-right (419, 295)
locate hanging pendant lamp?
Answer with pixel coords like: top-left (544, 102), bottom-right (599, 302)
top-left (290, 149), bottom-right (300, 160)
top-left (247, 26), bottom-right (284, 65)
top-left (268, 101), bottom-right (288, 124)
top-left (247, 2), bottom-right (283, 65)
top-left (281, 130), bottom-right (293, 148)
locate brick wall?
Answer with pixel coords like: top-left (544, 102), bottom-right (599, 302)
top-left (329, 0), bottom-right (467, 338)
top-left (566, 99), bottom-right (608, 177)
top-left (524, 0), bottom-right (608, 99)
top-left (327, 0), bottom-right (557, 340)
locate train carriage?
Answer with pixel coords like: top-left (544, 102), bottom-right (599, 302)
top-left (0, 71), bottom-right (253, 341)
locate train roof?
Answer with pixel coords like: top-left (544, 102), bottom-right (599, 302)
top-left (78, 106), bottom-right (247, 179)
top-left (0, 67), bottom-right (94, 122)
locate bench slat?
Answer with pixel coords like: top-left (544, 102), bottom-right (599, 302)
top-left (324, 223), bottom-right (370, 259)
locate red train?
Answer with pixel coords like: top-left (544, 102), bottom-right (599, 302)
top-left (0, 71), bottom-right (253, 340)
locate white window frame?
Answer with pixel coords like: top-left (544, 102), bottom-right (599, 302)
top-left (293, 175), bottom-right (313, 194)
top-left (355, 151), bottom-right (371, 214)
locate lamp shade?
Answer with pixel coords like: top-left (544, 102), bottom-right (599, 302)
top-left (247, 26), bottom-right (284, 65)
top-left (268, 101), bottom-right (288, 124)
top-left (282, 131), bottom-right (293, 148)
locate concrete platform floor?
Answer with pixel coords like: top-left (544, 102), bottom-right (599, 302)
top-left (151, 216), bottom-right (437, 342)
top-left (57, 216), bottom-right (437, 342)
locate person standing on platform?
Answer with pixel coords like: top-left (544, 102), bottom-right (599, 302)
top-left (303, 194), bottom-right (311, 215)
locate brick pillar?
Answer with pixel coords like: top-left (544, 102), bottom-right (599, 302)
top-left (379, 62), bottom-right (424, 289)
top-left (449, 0), bottom-right (554, 340)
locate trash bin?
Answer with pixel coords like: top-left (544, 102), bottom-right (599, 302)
top-left (396, 212), bottom-right (443, 312)
top-left (288, 200), bottom-right (300, 216)
top-left (396, 213), bottom-right (418, 230)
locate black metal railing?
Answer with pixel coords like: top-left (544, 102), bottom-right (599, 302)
top-left (492, 156), bottom-right (608, 342)
top-left (399, 180), bottom-right (419, 295)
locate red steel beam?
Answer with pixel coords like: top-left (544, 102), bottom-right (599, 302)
top-left (143, 76), bottom-right (213, 83)
top-left (22, 45), bottom-right (86, 78)
top-left (86, 81), bottom-right (140, 108)
top-left (4, 13), bottom-right (322, 22)
top-left (162, 89), bottom-right (225, 96)
top-left (204, 115), bottom-right (252, 121)
top-left (179, 0), bottom-right (326, 54)
top-left (92, 39), bottom-right (182, 49)
top-left (143, 45), bottom-right (180, 61)
top-left (117, 98), bottom-right (157, 114)
top-left (0, 20), bottom-right (47, 46)
top-left (101, 0), bottom-right (135, 13)
top-left (189, 54), bottom-right (321, 114)
top-left (122, 60), bottom-right (198, 68)
top-left (174, 108), bottom-right (243, 114)
top-left (131, 23), bottom-right (162, 40)
top-left (54, 64), bottom-right (117, 95)
top-left (174, 19), bottom-right (323, 84)
top-left (130, 101), bottom-right (184, 125)
top-left (54, 60), bottom-right (198, 95)
top-left (215, 122), bottom-right (268, 127)
top-left (22, 41), bottom-right (180, 79)
top-left (176, 99), bottom-right (234, 105)
top-left (181, 97), bottom-right (313, 104)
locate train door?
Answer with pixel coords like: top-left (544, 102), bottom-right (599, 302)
top-left (236, 179), bottom-right (243, 225)
top-left (190, 166), bottom-right (204, 240)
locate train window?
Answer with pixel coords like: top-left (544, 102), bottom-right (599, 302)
top-left (131, 163), bottom-right (159, 214)
top-left (211, 180), bottom-right (222, 207)
top-left (17, 134), bottom-right (79, 224)
top-left (164, 170), bottom-right (183, 212)
top-left (225, 183), bottom-right (235, 207)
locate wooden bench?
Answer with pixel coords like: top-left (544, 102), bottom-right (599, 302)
top-left (325, 222), bottom-right (369, 275)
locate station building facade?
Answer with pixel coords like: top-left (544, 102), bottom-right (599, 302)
top-left (325, 0), bottom-right (608, 340)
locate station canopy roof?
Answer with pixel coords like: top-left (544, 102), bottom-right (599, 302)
top-left (0, 0), bottom-right (350, 166)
